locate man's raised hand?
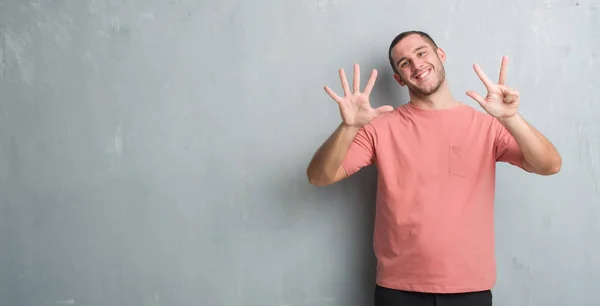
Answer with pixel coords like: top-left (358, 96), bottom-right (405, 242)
top-left (324, 63), bottom-right (394, 128)
top-left (466, 56), bottom-right (521, 119)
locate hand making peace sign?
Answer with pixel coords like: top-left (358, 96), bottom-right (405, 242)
top-left (466, 56), bottom-right (520, 119)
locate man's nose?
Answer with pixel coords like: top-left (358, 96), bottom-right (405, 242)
top-left (410, 60), bottom-right (423, 72)
top-left (410, 58), bottom-right (423, 72)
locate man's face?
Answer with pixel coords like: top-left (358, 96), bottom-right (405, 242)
top-left (390, 34), bottom-right (446, 97)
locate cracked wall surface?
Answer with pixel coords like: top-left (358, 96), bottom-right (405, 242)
top-left (0, 0), bottom-right (598, 305)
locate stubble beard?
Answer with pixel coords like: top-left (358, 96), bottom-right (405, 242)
top-left (406, 61), bottom-right (446, 98)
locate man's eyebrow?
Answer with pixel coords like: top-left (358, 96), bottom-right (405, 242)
top-left (396, 46), bottom-right (427, 67)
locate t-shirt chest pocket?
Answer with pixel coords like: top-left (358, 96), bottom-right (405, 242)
top-left (448, 145), bottom-right (483, 177)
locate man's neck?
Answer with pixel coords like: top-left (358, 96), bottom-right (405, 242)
top-left (408, 82), bottom-right (460, 110)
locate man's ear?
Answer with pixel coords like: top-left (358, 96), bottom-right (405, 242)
top-left (436, 47), bottom-right (446, 63)
top-left (394, 73), bottom-right (406, 86)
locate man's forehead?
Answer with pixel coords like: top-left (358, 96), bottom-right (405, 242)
top-left (392, 35), bottom-right (430, 57)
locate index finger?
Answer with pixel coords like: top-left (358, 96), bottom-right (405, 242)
top-left (363, 69), bottom-right (378, 95)
top-left (473, 63), bottom-right (495, 90)
top-left (498, 55), bottom-right (508, 85)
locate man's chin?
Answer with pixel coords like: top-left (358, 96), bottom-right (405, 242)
top-left (409, 85), bottom-right (437, 97)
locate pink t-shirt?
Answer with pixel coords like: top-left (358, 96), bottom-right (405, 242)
top-left (341, 102), bottom-right (526, 294)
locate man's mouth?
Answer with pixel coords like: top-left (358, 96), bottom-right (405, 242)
top-left (413, 68), bottom-right (432, 81)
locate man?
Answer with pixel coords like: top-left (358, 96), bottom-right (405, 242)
top-left (306, 31), bottom-right (562, 306)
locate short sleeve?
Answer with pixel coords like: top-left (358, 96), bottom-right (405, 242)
top-left (494, 119), bottom-right (526, 169)
top-left (341, 124), bottom-right (376, 176)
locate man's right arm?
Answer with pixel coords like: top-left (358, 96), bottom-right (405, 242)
top-left (307, 63), bottom-right (393, 186)
top-left (306, 123), bottom-right (360, 186)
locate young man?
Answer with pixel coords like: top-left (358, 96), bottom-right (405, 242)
top-left (306, 31), bottom-right (562, 306)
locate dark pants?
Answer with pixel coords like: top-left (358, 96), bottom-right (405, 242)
top-left (375, 284), bottom-right (493, 306)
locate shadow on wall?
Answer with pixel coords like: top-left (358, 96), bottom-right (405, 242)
top-left (300, 164), bottom-right (380, 304)
top-left (337, 59), bottom-right (408, 301)
top-left (293, 58), bottom-right (408, 304)
top-left (336, 57), bottom-right (408, 301)
top-left (342, 165), bottom-right (379, 303)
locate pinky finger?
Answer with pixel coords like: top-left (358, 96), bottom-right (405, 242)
top-left (363, 69), bottom-right (378, 95)
top-left (324, 86), bottom-right (343, 103)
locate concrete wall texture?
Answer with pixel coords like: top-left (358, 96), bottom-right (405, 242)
top-left (0, 0), bottom-right (598, 305)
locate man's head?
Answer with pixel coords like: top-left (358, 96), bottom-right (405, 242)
top-left (388, 31), bottom-right (447, 97)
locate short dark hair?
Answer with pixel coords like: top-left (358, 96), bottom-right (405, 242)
top-left (388, 31), bottom-right (438, 75)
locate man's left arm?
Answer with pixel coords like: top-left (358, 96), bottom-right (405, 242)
top-left (498, 113), bottom-right (562, 175)
top-left (466, 55), bottom-right (562, 175)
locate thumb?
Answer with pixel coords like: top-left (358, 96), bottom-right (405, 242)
top-left (466, 91), bottom-right (486, 108)
top-left (374, 105), bottom-right (394, 116)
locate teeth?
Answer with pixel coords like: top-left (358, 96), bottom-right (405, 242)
top-left (416, 69), bottom-right (430, 80)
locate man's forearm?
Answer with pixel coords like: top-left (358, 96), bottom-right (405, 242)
top-left (499, 113), bottom-right (562, 175)
top-left (306, 123), bottom-right (360, 185)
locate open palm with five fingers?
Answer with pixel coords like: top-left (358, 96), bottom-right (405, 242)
top-left (466, 56), bottom-right (521, 119)
top-left (324, 63), bottom-right (394, 128)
